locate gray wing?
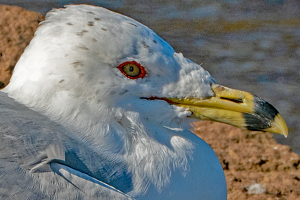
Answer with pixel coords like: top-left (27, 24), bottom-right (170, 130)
top-left (0, 92), bottom-right (132, 200)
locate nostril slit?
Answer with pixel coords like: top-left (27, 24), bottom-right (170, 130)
top-left (220, 97), bottom-right (243, 103)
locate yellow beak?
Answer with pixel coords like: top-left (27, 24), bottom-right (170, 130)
top-left (166, 84), bottom-right (288, 137)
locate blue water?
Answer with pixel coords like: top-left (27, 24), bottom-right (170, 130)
top-left (1, 0), bottom-right (300, 154)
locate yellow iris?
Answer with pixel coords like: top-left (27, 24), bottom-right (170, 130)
top-left (122, 63), bottom-right (141, 77)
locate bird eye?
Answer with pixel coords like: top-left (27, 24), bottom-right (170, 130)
top-left (117, 61), bottom-right (146, 79)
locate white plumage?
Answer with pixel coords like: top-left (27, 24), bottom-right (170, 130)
top-left (1, 4), bottom-right (236, 199)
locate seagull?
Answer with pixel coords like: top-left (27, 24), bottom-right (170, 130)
top-left (0, 4), bottom-right (288, 200)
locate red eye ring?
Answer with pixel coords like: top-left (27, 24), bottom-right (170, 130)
top-left (117, 61), bottom-right (146, 79)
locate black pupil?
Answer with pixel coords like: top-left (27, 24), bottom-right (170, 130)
top-left (129, 66), bottom-right (134, 72)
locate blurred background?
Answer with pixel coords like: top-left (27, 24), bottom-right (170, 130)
top-left (1, 0), bottom-right (299, 154)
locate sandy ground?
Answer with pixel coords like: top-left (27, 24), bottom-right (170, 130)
top-left (0, 5), bottom-right (43, 87)
top-left (0, 5), bottom-right (299, 199)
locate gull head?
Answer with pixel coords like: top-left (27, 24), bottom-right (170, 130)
top-left (4, 5), bottom-right (215, 134)
top-left (5, 5), bottom-right (287, 139)
top-left (2, 4), bottom-right (288, 198)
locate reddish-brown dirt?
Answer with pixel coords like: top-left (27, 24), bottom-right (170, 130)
top-left (194, 121), bottom-right (300, 199)
top-left (0, 5), bottom-right (299, 200)
top-left (0, 5), bottom-right (44, 88)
